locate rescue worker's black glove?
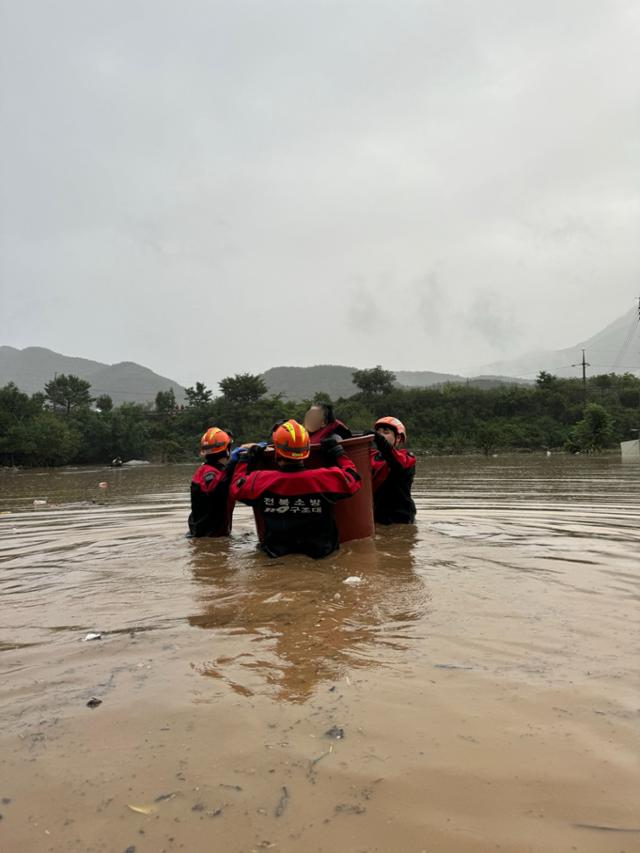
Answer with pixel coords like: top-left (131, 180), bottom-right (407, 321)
top-left (238, 442), bottom-right (267, 465)
top-left (321, 436), bottom-right (345, 459)
top-left (373, 432), bottom-right (392, 454)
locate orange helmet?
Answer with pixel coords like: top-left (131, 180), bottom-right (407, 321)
top-left (374, 416), bottom-right (406, 442)
top-left (200, 427), bottom-right (232, 456)
top-left (272, 419), bottom-right (310, 460)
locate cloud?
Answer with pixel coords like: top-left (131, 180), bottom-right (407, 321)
top-left (346, 279), bottom-right (385, 334)
top-left (463, 288), bottom-right (520, 351)
top-left (413, 272), bottom-right (446, 336)
top-left (1, 0), bottom-right (639, 384)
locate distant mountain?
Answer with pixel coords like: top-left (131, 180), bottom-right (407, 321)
top-left (14, 307), bottom-right (632, 409)
top-left (262, 364), bottom-right (530, 401)
top-left (0, 346), bottom-right (185, 405)
top-left (262, 365), bottom-right (360, 400)
top-left (394, 370), bottom-right (530, 389)
top-left (394, 369), bottom-right (467, 387)
top-left (476, 307), bottom-right (640, 379)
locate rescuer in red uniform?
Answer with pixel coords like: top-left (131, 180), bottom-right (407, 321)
top-left (188, 427), bottom-right (239, 537)
top-left (230, 419), bottom-right (361, 559)
top-left (303, 403), bottom-right (352, 444)
top-left (370, 417), bottom-right (416, 525)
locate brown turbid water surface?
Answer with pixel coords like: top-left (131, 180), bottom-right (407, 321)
top-left (1, 455), bottom-right (638, 853)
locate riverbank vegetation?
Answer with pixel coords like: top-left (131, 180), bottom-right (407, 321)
top-left (1, 368), bottom-right (638, 467)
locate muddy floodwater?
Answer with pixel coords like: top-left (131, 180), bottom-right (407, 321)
top-left (1, 455), bottom-right (638, 853)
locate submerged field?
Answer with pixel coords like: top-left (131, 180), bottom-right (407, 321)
top-left (1, 455), bottom-right (638, 852)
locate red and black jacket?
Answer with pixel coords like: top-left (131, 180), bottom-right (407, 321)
top-left (188, 458), bottom-right (236, 537)
top-left (370, 443), bottom-right (416, 525)
top-left (308, 420), bottom-right (352, 444)
top-left (230, 453), bottom-right (361, 559)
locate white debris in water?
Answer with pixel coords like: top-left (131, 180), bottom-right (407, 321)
top-left (263, 593), bottom-right (294, 604)
top-left (33, 499), bottom-right (47, 506)
top-left (343, 576), bottom-right (363, 586)
top-left (82, 632), bottom-right (102, 641)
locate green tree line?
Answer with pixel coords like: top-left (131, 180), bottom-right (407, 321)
top-left (1, 368), bottom-right (638, 467)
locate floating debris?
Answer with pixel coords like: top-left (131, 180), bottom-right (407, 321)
top-left (86, 697), bottom-right (102, 709)
top-left (307, 747), bottom-right (333, 783)
top-left (127, 804), bottom-right (156, 815)
top-left (82, 632), bottom-right (102, 642)
top-left (433, 664), bottom-right (473, 670)
top-left (343, 576), bottom-right (362, 585)
top-left (335, 803), bottom-right (366, 815)
top-left (274, 786), bottom-right (289, 818)
top-left (32, 499), bottom-right (47, 507)
top-left (324, 726), bottom-right (344, 740)
top-left (153, 792), bottom-right (176, 802)
top-left (573, 823), bottom-right (640, 833)
top-left (191, 801), bottom-right (223, 817)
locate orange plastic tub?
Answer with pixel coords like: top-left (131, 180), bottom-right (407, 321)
top-left (251, 434), bottom-right (374, 544)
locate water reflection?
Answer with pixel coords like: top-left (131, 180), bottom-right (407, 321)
top-left (187, 526), bottom-right (428, 702)
top-left (2, 454), bottom-right (637, 705)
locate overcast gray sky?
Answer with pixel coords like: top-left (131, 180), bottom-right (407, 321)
top-left (1, 0), bottom-right (639, 387)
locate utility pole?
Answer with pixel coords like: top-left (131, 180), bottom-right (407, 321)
top-left (572, 349), bottom-right (590, 393)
